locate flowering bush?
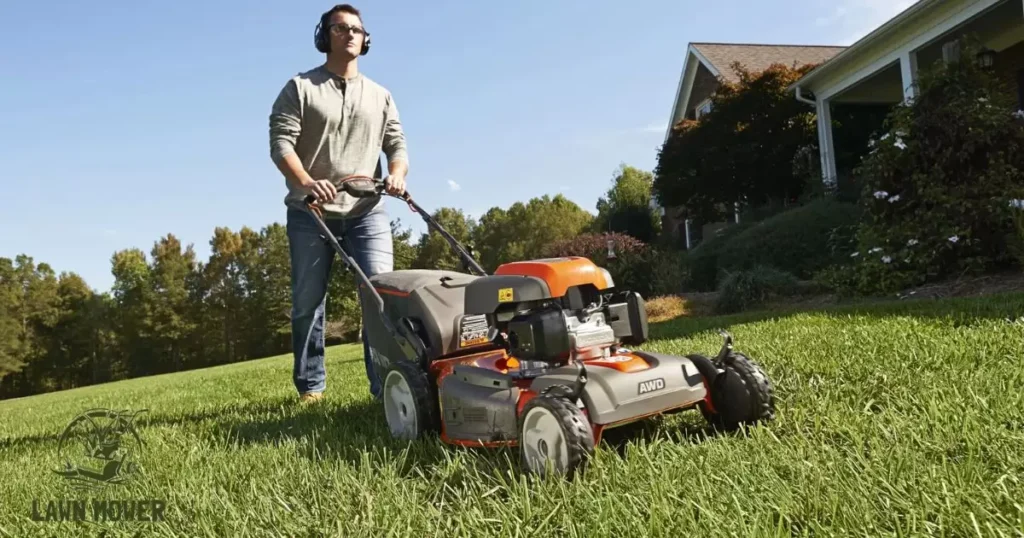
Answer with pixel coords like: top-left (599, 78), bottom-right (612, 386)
top-left (543, 232), bottom-right (647, 263)
top-left (824, 40), bottom-right (1024, 296)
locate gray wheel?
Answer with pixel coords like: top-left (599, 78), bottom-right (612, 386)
top-left (382, 360), bottom-right (438, 440)
top-left (698, 352), bottom-right (775, 431)
top-left (517, 394), bottom-right (595, 478)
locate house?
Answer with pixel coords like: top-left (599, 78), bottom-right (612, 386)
top-left (790, 0), bottom-right (1024, 191)
top-left (656, 43), bottom-right (847, 247)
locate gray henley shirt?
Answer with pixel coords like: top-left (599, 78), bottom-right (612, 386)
top-left (269, 65), bottom-right (408, 219)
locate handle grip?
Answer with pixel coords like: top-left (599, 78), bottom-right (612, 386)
top-left (304, 176), bottom-right (408, 206)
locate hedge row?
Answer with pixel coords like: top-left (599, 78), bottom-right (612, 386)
top-left (682, 197), bottom-right (861, 291)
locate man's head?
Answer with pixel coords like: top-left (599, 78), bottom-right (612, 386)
top-left (315, 4), bottom-right (371, 58)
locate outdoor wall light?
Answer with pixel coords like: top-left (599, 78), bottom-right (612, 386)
top-left (976, 47), bottom-right (996, 69)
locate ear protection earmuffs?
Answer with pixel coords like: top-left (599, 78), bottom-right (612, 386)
top-left (314, 10), bottom-right (371, 55)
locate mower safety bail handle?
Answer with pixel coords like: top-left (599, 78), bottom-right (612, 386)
top-left (302, 175), bottom-right (488, 278)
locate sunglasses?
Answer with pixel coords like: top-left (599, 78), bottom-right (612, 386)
top-left (329, 23), bottom-right (366, 36)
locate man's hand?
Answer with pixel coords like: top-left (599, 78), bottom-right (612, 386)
top-left (384, 173), bottom-right (406, 196)
top-left (301, 179), bottom-right (338, 203)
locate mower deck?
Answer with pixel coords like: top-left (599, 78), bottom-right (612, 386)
top-left (425, 347), bottom-right (713, 448)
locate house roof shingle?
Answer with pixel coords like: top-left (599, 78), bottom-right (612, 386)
top-left (691, 43), bottom-right (847, 83)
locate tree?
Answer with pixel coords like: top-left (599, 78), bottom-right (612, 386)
top-left (147, 234), bottom-right (199, 373)
top-left (47, 273), bottom-right (94, 389)
top-left (472, 195), bottom-right (594, 271)
top-left (653, 62), bottom-right (819, 224)
top-left (413, 207), bottom-right (476, 272)
top-left (0, 257), bottom-right (26, 381)
top-left (109, 247), bottom-right (153, 378)
top-left (593, 164), bottom-right (661, 242)
top-left (240, 223), bottom-right (292, 357)
top-left (199, 227), bottom-right (246, 365)
top-left (391, 219), bottom-right (418, 271)
top-left (0, 255), bottom-right (60, 394)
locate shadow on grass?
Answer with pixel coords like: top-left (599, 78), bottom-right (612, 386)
top-left (202, 395), bottom-right (524, 480)
top-left (597, 409), bottom-right (718, 457)
top-left (648, 290), bottom-right (1024, 341)
top-left (1, 393), bottom-right (750, 495)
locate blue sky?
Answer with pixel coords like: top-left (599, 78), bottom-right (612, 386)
top-left (0, 0), bottom-right (914, 292)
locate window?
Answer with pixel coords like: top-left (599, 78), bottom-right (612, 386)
top-left (695, 98), bottom-right (713, 118)
top-left (942, 40), bottom-right (961, 64)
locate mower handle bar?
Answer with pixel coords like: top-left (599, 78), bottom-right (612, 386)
top-left (303, 176), bottom-right (486, 277)
top-left (301, 175), bottom-right (397, 206)
top-left (301, 176), bottom-right (488, 347)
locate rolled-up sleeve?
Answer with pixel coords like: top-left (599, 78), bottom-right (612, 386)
top-left (382, 92), bottom-right (408, 164)
top-left (269, 79), bottom-right (302, 164)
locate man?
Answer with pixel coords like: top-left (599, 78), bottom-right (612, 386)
top-left (269, 3), bottom-right (409, 403)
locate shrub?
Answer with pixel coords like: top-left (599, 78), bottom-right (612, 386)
top-left (542, 232), bottom-right (655, 296)
top-left (683, 222), bottom-right (754, 291)
top-left (648, 248), bottom-right (690, 297)
top-left (714, 265), bottom-right (801, 314)
top-left (716, 197), bottom-right (862, 279)
top-left (832, 39), bottom-right (1024, 296)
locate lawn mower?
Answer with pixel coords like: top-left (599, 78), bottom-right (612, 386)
top-left (303, 176), bottom-right (776, 477)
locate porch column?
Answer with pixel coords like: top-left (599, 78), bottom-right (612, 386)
top-left (816, 97), bottom-right (837, 188)
top-left (900, 50), bottom-right (918, 101)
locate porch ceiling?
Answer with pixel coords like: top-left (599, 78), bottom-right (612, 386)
top-left (917, 0), bottom-right (1024, 68)
top-left (830, 61), bottom-right (904, 104)
top-left (791, 0), bottom-right (1016, 100)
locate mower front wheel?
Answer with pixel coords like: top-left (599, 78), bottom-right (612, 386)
top-left (517, 394), bottom-right (595, 479)
top-left (382, 359), bottom-right (439, 441)
top-left (697, 352), bottom-right (775, 432)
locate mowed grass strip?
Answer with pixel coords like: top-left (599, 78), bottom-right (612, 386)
top-left (1, 293), bottom-right (1023, 537)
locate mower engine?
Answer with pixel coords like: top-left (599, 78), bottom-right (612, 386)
top-left (466, 258), bottom-right (649, 370)
top-left (504, 296), bottom-right (644, 366)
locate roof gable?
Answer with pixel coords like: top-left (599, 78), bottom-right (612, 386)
top-left (665, 42), bottom-right (847, 142)
top-left (691, 43), bottom-right (848, 84)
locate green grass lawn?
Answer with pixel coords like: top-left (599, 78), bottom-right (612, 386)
top-left (2, 293), bottom-right (1024, 537)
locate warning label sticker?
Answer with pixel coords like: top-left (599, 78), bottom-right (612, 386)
top-left (459, 314), bottom-right (490, 348)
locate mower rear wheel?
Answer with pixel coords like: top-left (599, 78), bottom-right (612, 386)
top-left (697, 352), bottom-right (775, 432)
top-left (382, 359), bottom-right (439, 441)
top-left (517, 394), bottom-right (595, 479)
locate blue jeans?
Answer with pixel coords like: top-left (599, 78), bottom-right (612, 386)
top-left (286, 203), bottom-right (393, 399)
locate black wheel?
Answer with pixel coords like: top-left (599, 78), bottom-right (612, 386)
top-left (696, 352), bottom-right (775, 432)
top-left (517, 394), bottom-right (595, 479)
top-left (381, 359), bottom-right (439, 440)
